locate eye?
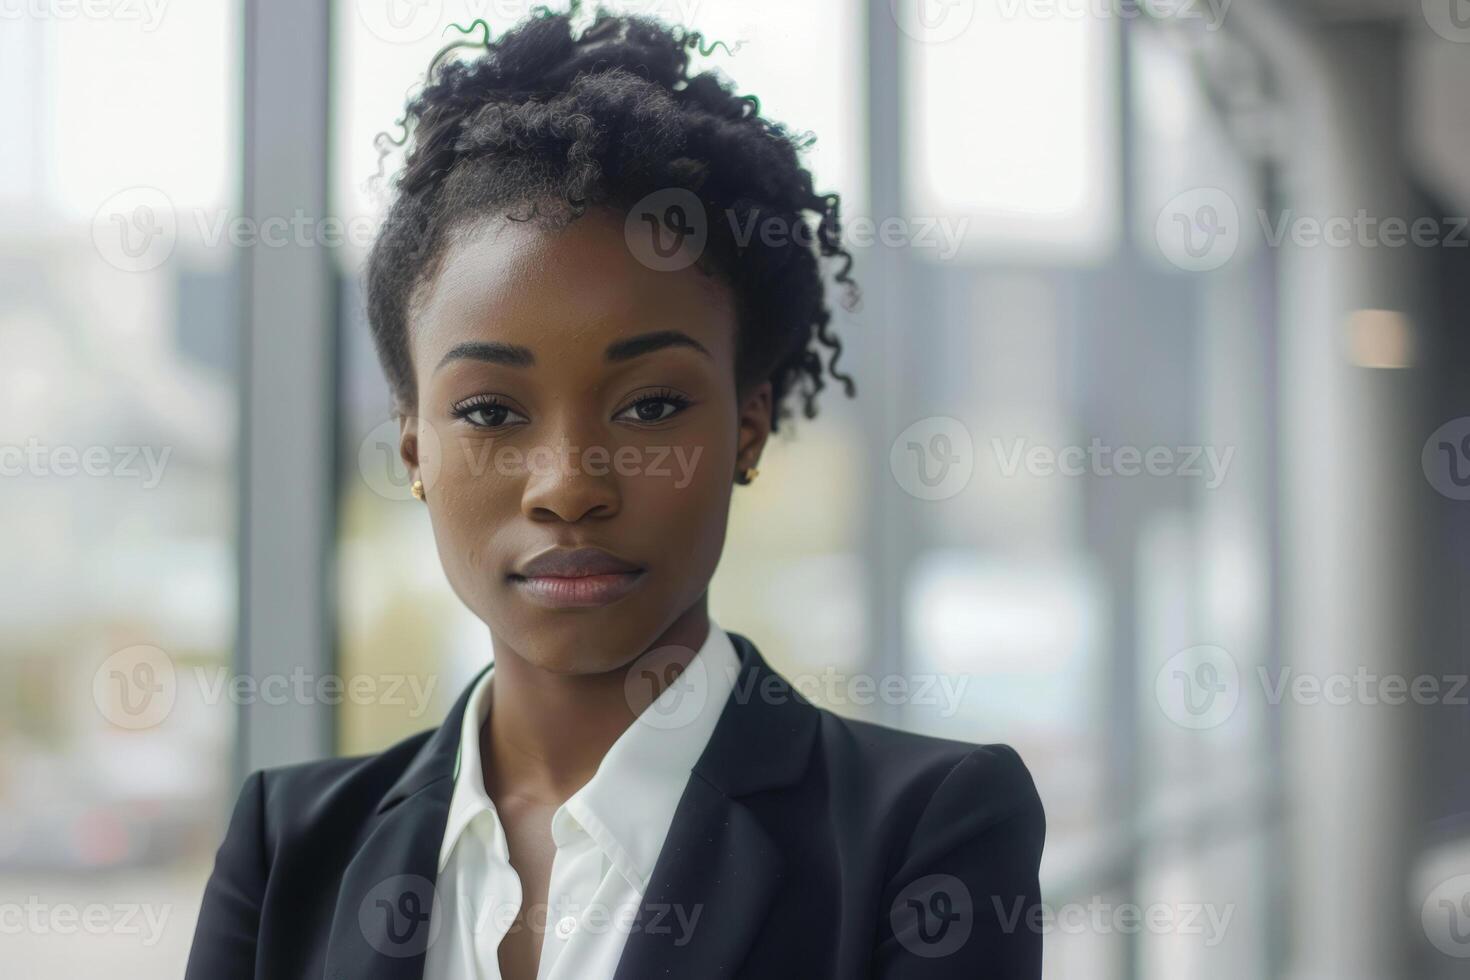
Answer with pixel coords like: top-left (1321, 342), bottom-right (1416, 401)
top-left (615, 389), bottom-right (693, 424)
top-left (450, 395), bottom-right (528, 430)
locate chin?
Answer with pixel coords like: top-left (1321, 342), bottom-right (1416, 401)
top-left (497, 610), bottom-right (649, 675)
top-left (537, 651), bottom-right (634, 676)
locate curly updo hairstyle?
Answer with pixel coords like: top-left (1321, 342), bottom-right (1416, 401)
top-left (364, 1), bottom-right (858, 434)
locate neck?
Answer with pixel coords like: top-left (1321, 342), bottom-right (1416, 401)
top-left (482, 597), bottom-right (711, 805)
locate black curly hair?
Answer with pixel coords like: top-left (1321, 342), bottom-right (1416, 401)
top-left (364, 1), bottom-right (858, 434)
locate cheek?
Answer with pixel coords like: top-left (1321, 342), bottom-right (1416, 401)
top-left (427, 422), bottom-right (736, 585)
top-left (426, 434), bottom-right (518, 569)
top-left (623, 434), bottom-right (734, 560)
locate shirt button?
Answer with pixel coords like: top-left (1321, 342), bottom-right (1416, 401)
top-left (555, 915), bottom-right (577, 940)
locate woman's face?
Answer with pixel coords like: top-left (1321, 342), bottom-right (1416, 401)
top-left (399, 205), bottom-right (770, 674)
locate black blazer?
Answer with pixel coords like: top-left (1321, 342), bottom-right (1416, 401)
top-left (185, 630), bottom-right (1045, 979)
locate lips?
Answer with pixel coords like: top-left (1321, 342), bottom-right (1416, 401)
top-left (509, 547), bottom-right (647, 609)
top-left (513, 546), bottom-right (644, 579)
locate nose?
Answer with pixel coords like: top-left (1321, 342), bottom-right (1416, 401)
top-left (518, 422), bottom-right (623, 524)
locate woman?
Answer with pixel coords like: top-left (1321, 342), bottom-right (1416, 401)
top-left (185, 5), bottom-right (1044, 978)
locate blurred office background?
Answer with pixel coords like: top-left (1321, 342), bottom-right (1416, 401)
top-left (3, 0), bottom-right (1469, 976)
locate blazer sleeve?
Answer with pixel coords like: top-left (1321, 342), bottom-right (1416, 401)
top-left (184, 768), bottom-right (269, 980)
top-left (873, 743), bottom-right (1046, 979)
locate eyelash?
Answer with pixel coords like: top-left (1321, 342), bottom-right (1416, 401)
top-left (449, 388), bottom-right (693, 429)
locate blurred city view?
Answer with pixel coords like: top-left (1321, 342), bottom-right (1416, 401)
top-left (4, 0), bottom-right (1470, 977)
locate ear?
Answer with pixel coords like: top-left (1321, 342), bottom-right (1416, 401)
top-left (398, 412), bottom-right (420, 486)
top-left (735, 380), bottom-right (773, 481)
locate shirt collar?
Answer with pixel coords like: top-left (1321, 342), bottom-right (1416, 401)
top-left (439, 617), bottom-right (743, 891)
top-left (438, 655), bottom-right (501, 873)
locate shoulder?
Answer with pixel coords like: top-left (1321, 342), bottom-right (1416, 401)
top-left (799, 712), bottom-right (1048, 971)
top-left (808, 706), bottom-right (1045, 848)
top-left (809, 704), bottom-right (1043, 805)
top-left (723, 631), bottom-right (1042, 840)
top-left (186, 727), bottom-right (445, 978)
top-left (228, 725), bottom-right (438, 855)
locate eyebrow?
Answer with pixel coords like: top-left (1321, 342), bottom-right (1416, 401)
top-left (433, 330), bottom-right (712, 373)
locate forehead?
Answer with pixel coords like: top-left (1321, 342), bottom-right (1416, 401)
top-left (411, 207), bottom-right (737, 369)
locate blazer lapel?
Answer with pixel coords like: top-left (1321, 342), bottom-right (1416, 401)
top-left (613, 630), bottom-right (820, 980)
top-left (319, 630), bottom-right (817, 980)
top-left (322, 661), bottom-right (491, 980)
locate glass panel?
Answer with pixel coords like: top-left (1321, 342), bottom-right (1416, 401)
top-left (1137, 834), bottom-right (1270, 979)
top-left (902, 7), bottom-right (1119, 261)
top-left (0, 4), bottom-right (241, 976)
top-left (1043, 886), bottom-right (1129, 980)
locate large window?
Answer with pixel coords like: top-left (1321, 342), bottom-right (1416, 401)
top-left (0, 4), bottom-right (240, 976)
top-left (1, 3), bottom-right (1316, 977)
top-left (329, 5), bottom-right (1285, 977)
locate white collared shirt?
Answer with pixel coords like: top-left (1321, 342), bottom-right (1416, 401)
top-left (423, 618), bottom-right (742, 980)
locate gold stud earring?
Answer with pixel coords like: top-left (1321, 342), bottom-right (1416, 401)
top-left (742, 466), bottom-right (759, 484)
top-left (411, 479), bottom-right (426, 501)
